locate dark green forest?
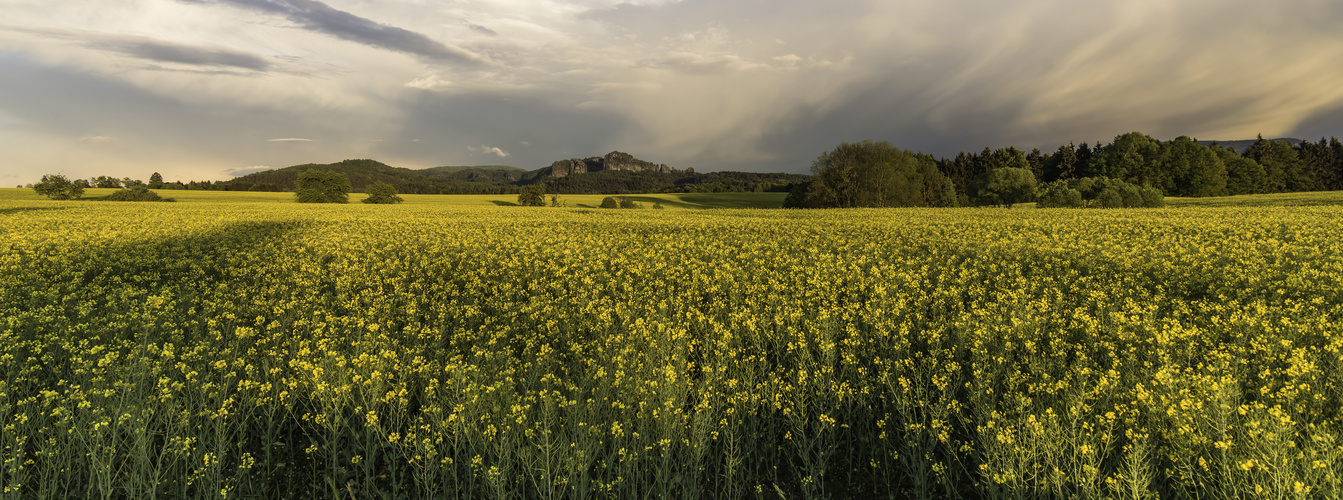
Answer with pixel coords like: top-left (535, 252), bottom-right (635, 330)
top-left (785, 134), bottom-right (1341, 208)
top-left (939, 134), bottom-right (1342, 198)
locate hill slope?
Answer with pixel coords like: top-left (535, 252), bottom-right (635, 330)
top-left (419, 165), bottom-right (527, 184)
top-left (223, 158), bottom-right (809, 195)
top-left (223, 159), bottom-right (518, 194)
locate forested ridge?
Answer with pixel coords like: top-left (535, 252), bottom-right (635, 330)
top-left (214, 159), bottom-right (806, 195)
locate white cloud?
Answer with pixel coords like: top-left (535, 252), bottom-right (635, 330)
top-left (470, 145), bottom-right (510, 158)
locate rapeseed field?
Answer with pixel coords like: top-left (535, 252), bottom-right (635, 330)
top-left (1, 196), bottom-right (1340, 499)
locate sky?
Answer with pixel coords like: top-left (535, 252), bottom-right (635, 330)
top-left (2, 0), bottom-right (1343, 184)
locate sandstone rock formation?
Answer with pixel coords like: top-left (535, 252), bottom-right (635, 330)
top-left (544, 151), bottom-right (693, 178)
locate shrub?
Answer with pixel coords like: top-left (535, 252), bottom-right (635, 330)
top-left (295, 170), bottom-right (350, 203)
top-left (105, 186), bottom-right (174, 202)
top-left (1096, 188), bottom-right (1123, 208)
top-left (518, 185), bottom-right (546, 207)
top-left (1140, 186), bottom-right (1165, 208)
top-left (1118, 184), bottom-right (1143, 208)
top-left (618, 197), bottom-right (643, 209)
top-left (653, 202), bottom-right (664, 210)
top-left (1036, 182), bottom-right (1083, 208)
top-left (600, 196), bottom-right (618, 209)
top-left (362, 182), bottom-right (404, 204)
top-left (1043, 176), bottom-right (1164, 209)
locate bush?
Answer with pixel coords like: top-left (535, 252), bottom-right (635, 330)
top-left (549, 195), bottom-right (567, 208)
top-left (1095, 188), bottom-right (1123, 208)
top-left (1041, 176), bottom-right (1164, 209)
top-left (105, 186), bottom-right (174, 202)
top-left (1036, 182), bottom-right (1083, 208)
top-left (33, 174), bottom-right (84, 200)
top-left (1140, 186), bottom-right (1165, 208)
top-left (1118, 184), bottom-right (1143, 208)
top-left (362, 182), bottom-right (404, 204)
top-left (618, 197), bottom-right (643, 209)
top-left (600, 197), bottom-right (618, 209)
top-left (518, 185), bottom-right (546, 207)
top-left (295, 170), bottom-right (350, 203)
top-left (652, 202), bottom-right (664, 210)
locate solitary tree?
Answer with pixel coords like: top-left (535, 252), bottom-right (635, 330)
top-left (600, 196), bottom-right (619, 209)
top-left (784, 140), bottom-right (953, 208)
top-left (969, 167), bottom-right (1037, 207)
top-left (149, 172), bottom-right (164, 189)
top-left (362, 182), bottom-right (404, 204)
top-left (33, 174), bottom-right (85, 200)
top-left (294, 169), bottom-right (350, 203)
top-left (518, 185), bottom-right (546, 206)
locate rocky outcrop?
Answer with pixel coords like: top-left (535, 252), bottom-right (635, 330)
top-left (544, 151), bottom-right (692, 178)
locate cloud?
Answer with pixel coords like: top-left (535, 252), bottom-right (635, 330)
top-left (224, 166), bottom-right (273, 176)
top-left (0, 26), bottom-right (271, 71)
top-left (78, 135), bottom-right (113, 145)
top-left (470, 145), bottom-right (510, 157)
top-left (96, 36), bottom-right (270, 71)
top-left (180, 0), bottom-right (486, 64)
top-left (465, 23), bottom-right (498, 37)
top-left (267, 137), bottom-right (313, 142)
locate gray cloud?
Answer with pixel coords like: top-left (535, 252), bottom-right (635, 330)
top-left (182, 0), bottom-right (485, 64)
top-left (99, 36), bottom-right (271, 71)
top-left (466, 23), bottom-right (498, 37)
top-left (0, 26), bottom-right (270, 71)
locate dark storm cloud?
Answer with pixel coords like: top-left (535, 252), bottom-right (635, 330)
top-left (181, 0), bottom-right (485, 64)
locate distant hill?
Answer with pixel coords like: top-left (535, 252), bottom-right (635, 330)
top-left (420, 165), bottom-right (527, 184)
top-left (1197, 138), bottom-right (1303, 154)
top-left (540, 169), bottom-right (808, 195)
top-left (222, 159), bottom-right (518, 194)
top-left (221, 155), bottom-right (810, 195)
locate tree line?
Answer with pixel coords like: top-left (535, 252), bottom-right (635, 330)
top-left (786, 133), bottom-right (1343, 208)
top-left (940, 133), bottom-right (1343, 199)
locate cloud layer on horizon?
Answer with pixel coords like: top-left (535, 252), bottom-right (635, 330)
top-left (2, 0), bottom-right (1342, 181)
